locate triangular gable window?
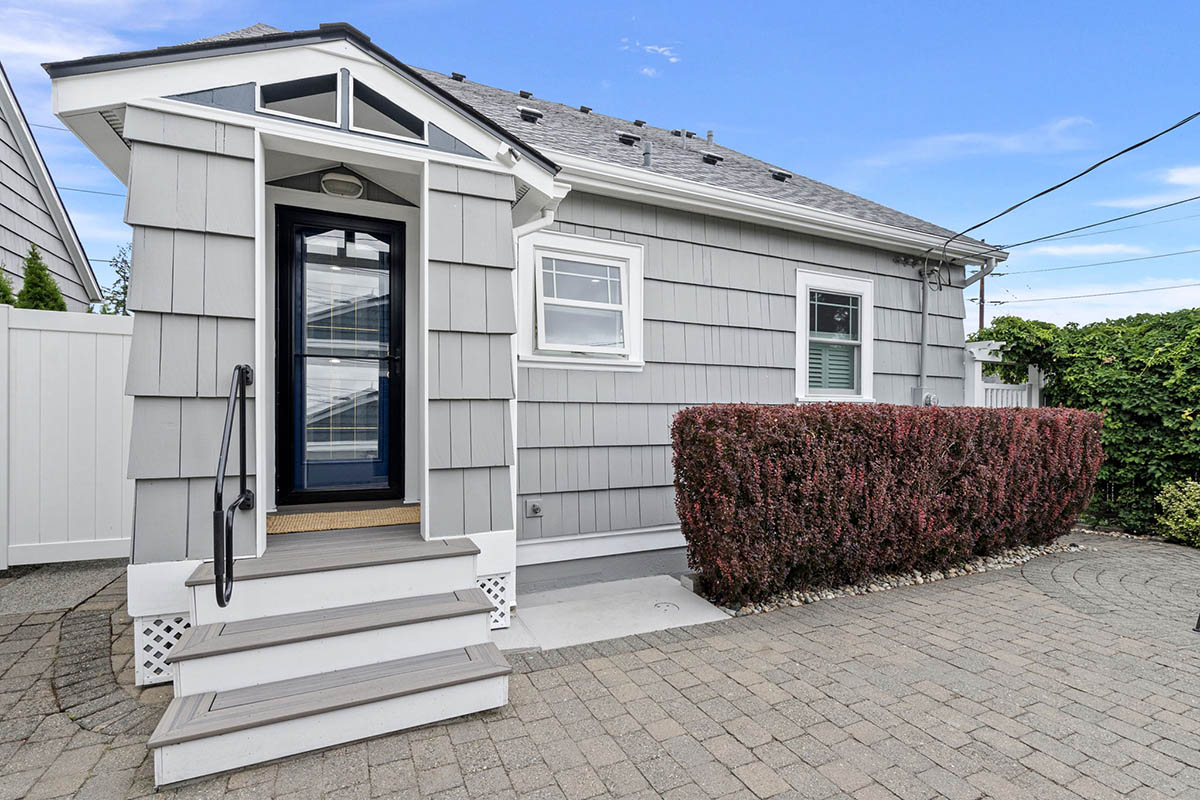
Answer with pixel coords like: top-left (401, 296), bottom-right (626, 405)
top-left (259, 74), bottom-right (339, 125)
top-left (350, 79), bottom-right (424, 141)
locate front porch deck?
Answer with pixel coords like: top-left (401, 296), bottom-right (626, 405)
top-left (184, 525), bottom-right (465, 586)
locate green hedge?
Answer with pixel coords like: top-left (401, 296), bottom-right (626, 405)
top-left (974, 309), bottom-right (1200, 532)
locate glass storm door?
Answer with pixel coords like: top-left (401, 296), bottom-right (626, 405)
top-left (277, 208), bottom-right (404, 503)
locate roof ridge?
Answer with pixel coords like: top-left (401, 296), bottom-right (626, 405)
top-left (185, 23), bottom-right (285, 46)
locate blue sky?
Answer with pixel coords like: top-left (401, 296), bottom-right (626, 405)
top-left (4, 0), bottom-right (1199, 329)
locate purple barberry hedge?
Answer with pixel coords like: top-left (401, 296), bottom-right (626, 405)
top-left (672, 404), bottom-right (1104, 605)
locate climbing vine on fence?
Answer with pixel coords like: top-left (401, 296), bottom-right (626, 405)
top-left (973, 308), bottom-right (1200, 533)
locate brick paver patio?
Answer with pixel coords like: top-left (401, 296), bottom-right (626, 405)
top-left (2, 532), bottom-right (1199, 799)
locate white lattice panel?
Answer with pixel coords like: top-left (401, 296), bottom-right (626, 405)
top-left (135, 613), bottom-right (190, 686)
top-left (477, 573), bottom-right (511, 629)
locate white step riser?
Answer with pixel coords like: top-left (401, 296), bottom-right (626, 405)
top-left (190, 555), bottom-right (476, 624)
top-left (153, 675), bottom-right (508, 786)
top-left (173, 613), bottom-right (492, 695)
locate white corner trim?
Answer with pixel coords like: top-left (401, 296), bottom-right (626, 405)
top-left (795, 267), bottom-right (875, 403)
top-left (547, 149), bottom-right (1004, 264)
top-left (516, 525), bottom-right (685, 567)
top-left (517, 230), bottom-right (644, 370)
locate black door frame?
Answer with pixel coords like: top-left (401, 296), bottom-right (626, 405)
top-left (275, 205), bottom-right (406, 506)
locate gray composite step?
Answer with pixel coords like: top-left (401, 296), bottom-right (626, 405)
top-left (186, 526), bottom-right (479, 587)
top-left (149, 643), bottom-right (511, 748)
top-left (167, 588), bottom-right (494, 663)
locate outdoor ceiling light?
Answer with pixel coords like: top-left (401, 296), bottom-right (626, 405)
top-left (320, 172), bottom-right (364, 199)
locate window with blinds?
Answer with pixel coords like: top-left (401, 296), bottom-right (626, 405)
top-left (807, 290), bottom-right (860, 393)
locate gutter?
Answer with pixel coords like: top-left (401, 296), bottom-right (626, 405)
top-left (548, 150), bottom-right (1001, 263)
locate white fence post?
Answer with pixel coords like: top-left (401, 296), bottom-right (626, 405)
top-left (964, 341), bottom-right (1003, 407)
top-left (1027, 364), bottom-right (1042, 408)
top-left (0, 304), bottom-right (9, 571)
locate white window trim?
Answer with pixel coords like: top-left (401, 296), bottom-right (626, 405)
top-left (347, 75), bottom-right (427, 145)
top-left (518, 230), bottom-right (644, 371)
top-left (256, 74), bottom-right (343, 129)
top-left (795, 268), bottom-right (874, 402)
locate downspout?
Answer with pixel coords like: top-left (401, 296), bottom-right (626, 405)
top-left (916, 264), bottom-right (931, 405)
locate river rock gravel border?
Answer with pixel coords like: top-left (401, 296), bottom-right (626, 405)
top-left (718, 539), bottom-right (1097, 617)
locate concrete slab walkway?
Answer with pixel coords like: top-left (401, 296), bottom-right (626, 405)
top-left (495, 575), bottom-right (730, 651)
top-left (2, 532), bottom-right (1199, 798)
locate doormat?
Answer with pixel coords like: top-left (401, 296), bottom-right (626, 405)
top-left (266, 505), bottom-right (421, 534)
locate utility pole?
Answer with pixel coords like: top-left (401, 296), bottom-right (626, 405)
top-left (978, 274), bottom-right (986, 331)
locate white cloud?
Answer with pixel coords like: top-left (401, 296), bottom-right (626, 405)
top-left (620, 38), bottom-right (681, 72)
top-left (642, 44), bottom-right (680, 62)
top-left (859, 117), bottom-right (1092, 168)
top-left (0, 9), bottom-right (127, 76)
top-left (1095, 164), bottom-right (1200, 208)
top-left (1025, 243), bottom-right (1150, 257)
top-left (981, 277), bottom-right (1200, 327)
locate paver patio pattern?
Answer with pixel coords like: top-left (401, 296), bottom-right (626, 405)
top-left (2, 532), bottom-right (1199, 798)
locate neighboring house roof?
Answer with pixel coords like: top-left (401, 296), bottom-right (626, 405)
top-left (44, 21), bottom-right (980, 248)
top-left (0, 61), bottom-right (102, 302)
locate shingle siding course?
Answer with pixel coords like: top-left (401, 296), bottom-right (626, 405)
top-left (515, 192), bottom-right (966, 540)
top-left (0, 103), bottom-right (90, 309)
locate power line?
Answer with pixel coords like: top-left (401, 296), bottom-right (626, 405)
top-left (971, 281), bottom-right (1200, 305)
top-left (995, 247), bottom-right (1200, 276)
top-left (59, 186), bottom-right (125, 198)
top-left (29, 122), bottom-right (69, 132)
top-left (930, 109), bottom-right (1200, 257)
top-left (965, 193), bottom-right (1200, 263)
top-left (1033, 210), bottom-right (1200, 244)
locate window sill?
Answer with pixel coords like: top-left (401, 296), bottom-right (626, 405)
top-left (796, 395), bottom-right (876, 404)
top-left (518, 352), bottom-right (645, 372)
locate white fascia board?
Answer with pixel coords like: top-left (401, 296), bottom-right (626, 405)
top-left (547, 150), bottom-right (1006, 265)
top-left (0, 68), bottom-right (103, 300)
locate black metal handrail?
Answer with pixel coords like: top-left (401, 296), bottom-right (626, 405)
top-left (213, 364), bottom-right (255, 607)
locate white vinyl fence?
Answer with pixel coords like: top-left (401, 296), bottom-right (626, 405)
top-left (0, 306), bottom-right (134, 568)
top-left (964, 340), bottom-right (1042, 409)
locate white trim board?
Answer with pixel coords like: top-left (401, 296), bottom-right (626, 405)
top-left (795, 267), bottom-right (875, 403)
top-left (517, 230), bottom-right (645, 372)
top-left (516, 525), bottom-right (685, 567)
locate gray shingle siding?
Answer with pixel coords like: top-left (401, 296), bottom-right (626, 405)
top-left (122, 107), bottom-right (258, 563)
top-left (516, 191), bottom-right (965, 541)
top-left (425, 165), bottom-right (519, 538)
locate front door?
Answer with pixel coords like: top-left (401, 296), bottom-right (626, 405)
top-left (276, 207), bottom-right (404, 504)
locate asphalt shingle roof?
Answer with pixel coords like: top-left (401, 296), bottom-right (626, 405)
top-left (413, 68), bottom-right (961, 240)
top-left (186, 24), bottom-right (285, 45)
top-left (101, 23), bottom-right (968, 243)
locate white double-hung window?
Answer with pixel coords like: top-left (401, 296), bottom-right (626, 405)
top-left (518, 230), bottom-right (644, 369)
top-left (796, 268), bottom-right (874, 401)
